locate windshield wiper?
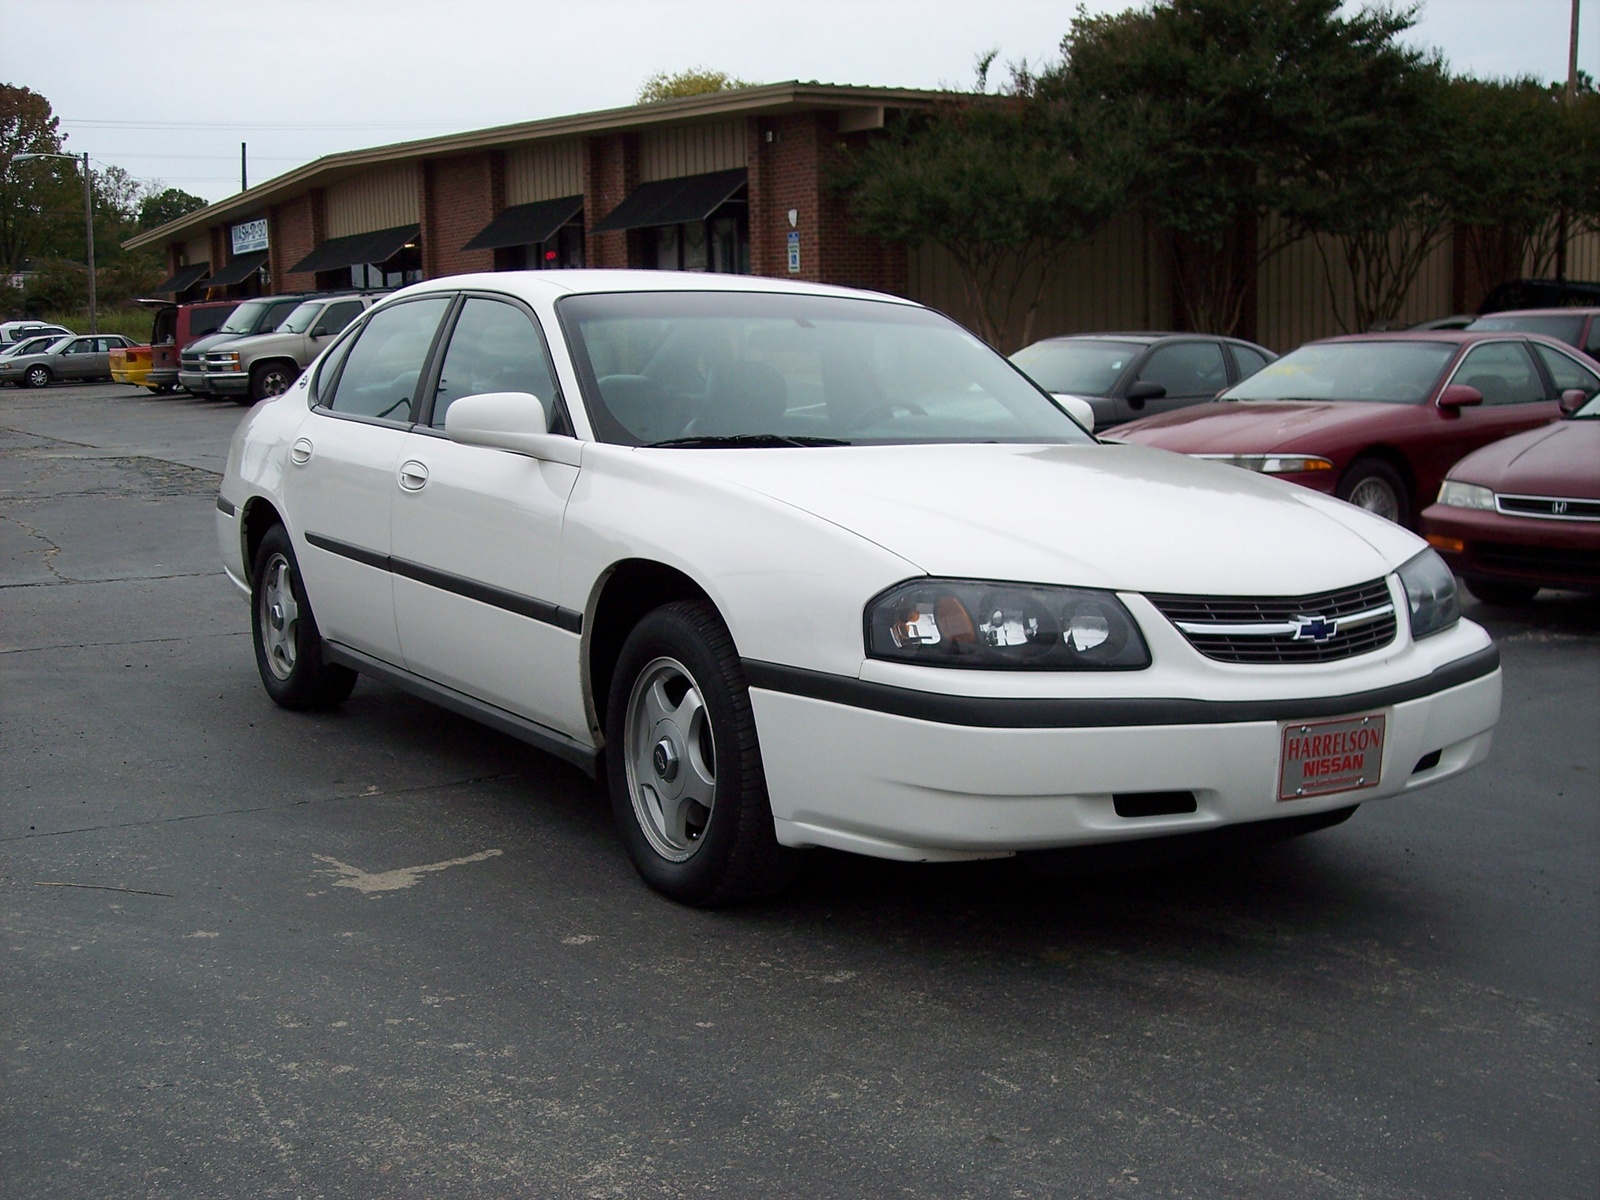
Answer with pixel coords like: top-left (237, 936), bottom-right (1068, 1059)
top-left (643, 434), bottom-right (852, 448)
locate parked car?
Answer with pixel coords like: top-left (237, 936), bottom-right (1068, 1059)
top-left (0, 333), bottom-right (70, 361)
top-left (1010, 332), bottom-right (1276, 429)
top-left (218, 271), bottom-right (1501, 906)
top-left (199, 293), bottom-right (379, 403)
top-left (1113, 331), bottom-right (1581, 528)
top-left (0, 320), bottom-right (73, 349)
top-left (1465, 308), bottom-right (1600, 362)
top-left (110, 300), bottom-right (240, 393)
top-left (1478, 278), bottom-right (1600, 314)
top-left (1422, 381), bottom-right (1600, 604)
top-left (0, 333), bottom-right (137, 387)
top-left (1409, 314), bottom-right (1476, 331)
top-left (179, 294), bottom-right (314, 399)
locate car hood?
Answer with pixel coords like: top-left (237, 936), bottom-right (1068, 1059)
top-left (185, 331), bottom-right (248, 355)
top-left (672, 442), bottom-right (1419, 595)
top-left (1115, 399), bottom-right (1407, 452)
top-left (1447, 419), bottom-right (1599, 498)
top-left (220, 329), bottom-right (303, 354)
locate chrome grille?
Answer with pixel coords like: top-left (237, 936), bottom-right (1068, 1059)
top-left (1147, 578), bottom-right (1398, 664)
top-left (1496, 494), bottom-right (1600, 521)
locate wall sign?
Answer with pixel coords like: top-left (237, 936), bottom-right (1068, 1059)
top-left (786, 230), bottom-right (800, 274)
top-left (231, 219), bottom-right (269, 255)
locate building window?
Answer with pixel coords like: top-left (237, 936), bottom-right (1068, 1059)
top-left (493, 223), bottom-right (586, 271)
top-left (320, 242), bottom-right (423, 292)
top-left (644, 210), bottom-right (748, 274)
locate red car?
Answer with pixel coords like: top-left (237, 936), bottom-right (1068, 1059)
top-left (1114, 331), bottom-right (1594, 528)
top-left (1465, 307), bottom-right (1600, 363)
top-left (1420, 388), bottom-right (1600, 603)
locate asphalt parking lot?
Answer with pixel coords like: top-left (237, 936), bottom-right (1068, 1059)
top-left (2, 381), bottom-right (1595, 1199)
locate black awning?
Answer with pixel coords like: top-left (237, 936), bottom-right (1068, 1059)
top-left (204, 250), bottom-right (269, 288)
top-left (590, 169), bottom-right (747, 234)
top-left (287, 224), bottom-right (420, 274)
top-left (462, 195), bottom-right (583, 252)
top-left (148, 262), bottom-right (211, 294)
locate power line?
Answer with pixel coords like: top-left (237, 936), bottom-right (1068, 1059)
top-left (62, 118), bottom-right (464, 131)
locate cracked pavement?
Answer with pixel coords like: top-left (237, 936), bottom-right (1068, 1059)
top-left (1, 382), bottom-right (1596, 1198)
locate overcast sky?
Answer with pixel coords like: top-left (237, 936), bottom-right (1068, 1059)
top-left (4, 0), bottom-right (1593, 205)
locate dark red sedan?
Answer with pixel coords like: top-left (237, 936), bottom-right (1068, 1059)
top-left (1114, 331), bottom-right (1596, 528)
top-left (1420, 389), bottom-right (1600, 603)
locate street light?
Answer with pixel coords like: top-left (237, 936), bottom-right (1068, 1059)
top-left (15, 150), bottom-right (96, 334)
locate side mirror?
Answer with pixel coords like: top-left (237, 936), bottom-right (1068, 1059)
top-left (1559, 388), bottom-right (1589, 417)
top-left (310, 324), bottom-right (330, 338)
top-left (1051, 393), bottom-right (1095, 432)
top-left (444, 391), bottom-right (581, 466)
top-left (1437, 383), bottom-right (1483, 410)
top-left (1125, 380), bottom-right (1167, 406)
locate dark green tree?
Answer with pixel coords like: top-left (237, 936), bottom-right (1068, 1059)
top-left (139, 186), bottom-right (208, 232)
top-left (637, 68), bottom-right (756, 103)
top-left (1044, 0), bottom-right (1431, 336)
top-left (838, 93), bottom-right (1132, 350)
top-left (0, 83), bottom-right (74, 275)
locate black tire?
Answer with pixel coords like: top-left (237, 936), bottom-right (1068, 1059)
top-left (1464, 576), bottom-right (1539, 606)
top-left (24, 364), bottom-right (51, 389)
top-left (250, 524), bottom-right (357, 711)
top-left (250, 361), bottom-right (296, 402)
top-left (1336, 457), bottom-right (1410, 526)
top-left (604, 600), bottom-right (797, 906)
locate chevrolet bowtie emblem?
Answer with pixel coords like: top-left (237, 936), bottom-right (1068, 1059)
top-left (1293, 615), bottom-right (1338, 642)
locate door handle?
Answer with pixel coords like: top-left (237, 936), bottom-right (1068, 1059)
top-left (289, 437), bottom-right (313, 465)
top-left (398, 460), bottom-right (429, 491)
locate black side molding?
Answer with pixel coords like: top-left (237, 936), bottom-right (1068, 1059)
top-left (742, 644), bottom-right (1500, 730)
top-left (215, 496), bottom-right (237, 517)
top-left (305, 531), bottom-right (582, 634)
top-left (322, 641), bottom-right (600, 777)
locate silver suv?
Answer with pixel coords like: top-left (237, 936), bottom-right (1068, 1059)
top-left (198, 293), bottom-right (380, 403)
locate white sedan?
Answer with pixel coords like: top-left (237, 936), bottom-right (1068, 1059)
top-left (217, 271), bottom-right (1502, 905)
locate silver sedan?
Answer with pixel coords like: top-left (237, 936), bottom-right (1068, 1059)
top-left (0, 334), bottom-right (135, 388)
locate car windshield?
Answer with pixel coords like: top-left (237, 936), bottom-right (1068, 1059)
top-left (1466, 314), bottom-right (1585, 344)
top-left (1009, 339), bottom-right (1142, 397)
top-left (1573, 394), bottom-right (1600, 419)
top-left (5, 336), bottom-right (61, 357)
top-left (217, 299), bottom-right (278, 335)
top-left (559, 291), bottom-right (1094, 447)
top-left (1223, 341), bottom-right (1456, 404)
top-left (277, 301), bottom-right (323, 334)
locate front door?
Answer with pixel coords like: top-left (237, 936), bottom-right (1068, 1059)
top-left (1122, 340), bottom-right (1230, 421)
top-left (389, 295), bottom-right (586, 740)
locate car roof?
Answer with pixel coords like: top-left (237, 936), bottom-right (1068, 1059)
top-left (1470, 307), bottom-right (1600, 318)
top-left (1309, 330), bottom-right (1563, 346)
top-left (386, 269), bottom-right (918, 306)
top-left (1026, 331), bottom-right (1269, 347)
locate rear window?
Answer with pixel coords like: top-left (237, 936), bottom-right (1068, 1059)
top-left (1466, 314), bottom-right (1585, 345)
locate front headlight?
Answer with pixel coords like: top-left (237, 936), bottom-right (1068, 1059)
top-left (1196, 453), bottom-right (1335, 475)
top-left (866, 579), bottom-right (1151, 670)
top-left (1437, 480), bottom-right (1496, 510)
top-left (1397, 549), bottom-right (1459, 640)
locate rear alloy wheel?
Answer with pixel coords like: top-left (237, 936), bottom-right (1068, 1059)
top-left (605, 600), bottom-right (797, 906)
top-left (24, 365), bottom-right (50, 389)
top-left (250, 362), bottom-right (295, 403)
top-left (250, 524), bottom-right (357, 710)
top-left (1464, 576), bottom-right (1539, 606)
top-left (1336, 458), bottom-right (1410, 526)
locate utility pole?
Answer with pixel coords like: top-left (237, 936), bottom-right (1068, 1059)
top-left (15, 150), bottom-right (96, 334)
top-left (1556, 0), bottom-right (1580, 284)
top-left (241, 141), bottom-right (247, 192)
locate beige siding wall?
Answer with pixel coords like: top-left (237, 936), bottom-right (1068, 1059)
top-left (638, 120), bottom-right (747, 182)
top-left (325, 164), bottom-right (420, 236)
top-left (1557, 226), bottom-right (1600, 280)
top-left (505, 140), bottom-right (585, 204)
top-left (182, 234), bottom-right (210, 266)
top-left (904, 213), bottom-right (1168, 349)
top-left (1256, 217), bottom-right (1456, 352)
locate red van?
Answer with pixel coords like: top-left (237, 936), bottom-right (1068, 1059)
top-left (111, 300), bottom-right (240, 393)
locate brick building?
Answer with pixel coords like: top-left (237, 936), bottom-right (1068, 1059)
top-left (126, 83), bottom-right (927, 308)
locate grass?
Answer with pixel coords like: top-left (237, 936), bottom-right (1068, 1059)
top-left (32, 310), bottom-right (157, 341)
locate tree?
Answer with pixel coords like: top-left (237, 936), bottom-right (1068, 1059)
top-left (0, 83), bottom-right (74, 275)
top-left (638, 68), bottom-right (756, 104)
top-left (1044, 0), bottom-right (1431, 336)
top-left (138, 186), bottom-right (208, 232)
top-left (838, 95), bottom-right (1132, 350)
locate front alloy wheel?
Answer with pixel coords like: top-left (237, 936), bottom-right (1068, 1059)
top-left (25, 365), bottom-right (50, 389)
top-left (1337, 458), bottom-right (1410, 526)
top-left (250, 363), bottom-right (294, 402)
top-left (249, 524), bottom-right (357, 710)
top-left (605, 600), bottom-right (797, 905)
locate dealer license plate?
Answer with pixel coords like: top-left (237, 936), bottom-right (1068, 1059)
top-left (1279, 713), bottom-right (1385, 801)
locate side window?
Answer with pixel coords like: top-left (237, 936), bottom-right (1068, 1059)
top-left (1586, 319), bottom-right (1600, 357)
top-left (1139, 342), bottom-right (1228, 396)
top-left (66, 338), bottom-right (94, 354)
top-left (1454, 342), bottom-right (1546, 406)
top-left (322, 297), bottom-right (451, 422)
top-left (1533, 342), bottom-right (1600, 401)
top-left (316, 300), bottom-right (366, 337)
top-left (1232, 344), bottom-right (1270, 380)
top-left (431, 298), bottom-right (558, 430)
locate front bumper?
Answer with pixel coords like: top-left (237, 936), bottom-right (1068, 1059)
top-left (748, 622), bottom-right (1500, 861)
top-left (207, 370), bottom-right (250, 396)
top-left (178, 368), bottom-right (211, 394)
top-left (1422, 503), bottom-right (1600, 591)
